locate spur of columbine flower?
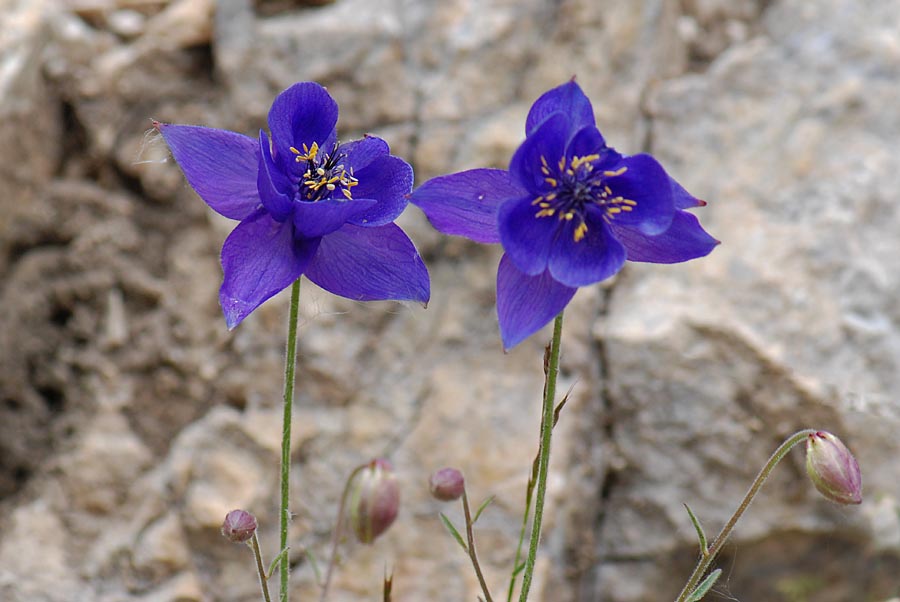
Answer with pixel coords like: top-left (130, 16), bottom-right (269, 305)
top-left (155, 82), bottom-right (430, 328)
top-left (410, 80), bottom-right (717, 349)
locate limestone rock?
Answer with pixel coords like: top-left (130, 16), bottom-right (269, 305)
top-left (1, 0), bottom-right (899, 601)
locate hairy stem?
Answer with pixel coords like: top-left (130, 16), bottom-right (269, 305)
top-left (279, 279), bottom-right (302, 602)
top-left (674, 429), bottom-right (816, 602)
top-left (517, 312), bottom-right (565, 602)
top-left (319, 464), bottom-right (367, 602)
top-left (462, 489), bottom-right (494, 602)
top-left (506, 482), bottom-right (534, 602)
top-left (250, 533), bottom-right (273, 602)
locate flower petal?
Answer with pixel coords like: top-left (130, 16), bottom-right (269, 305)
top-left (409, 169), bottom-right (523, 244)
top-left (219, 210), bottom-right (319, 329)
top-left (497, 254), bottom-right (576, 351)
top-left (339, 135), bottom-right (390, 172)
top-left (498, 195), bottom-right (558, 276)
top-left (509, 113), bottom-right (569, 195)
top-left (567, 125), bottom-right (608, 159)
top-left (548, 212), bottom-right (626, 287)
top-left (292, 198), bottom-right (377, 239)
top-left (346, 154), bottom-right (413, 227)
top-left (670, 176), bottom-right (705, 209)
top-left (604, 153), bottom-right (675, 235)
top-left (257, 130), bottom-right (294, 222)
top-left (267, 82), bottom-right (338, 170)
top-left (156, 123), bottom-right (260, 220)
top-left (525, 80), bottom-right (597, 140)
top-left (305, 223), bottom-right (430, 304)
top-left (611, 210), bottom-right (719, 263)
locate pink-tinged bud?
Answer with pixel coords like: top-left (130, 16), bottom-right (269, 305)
top-left (348, 459), bottom-right (400, 544)
top-left (221, 509), bottom-right (258, 543)
top-left (805, 431), bottom-right (862, 505)
top-left (429, 468), bottom-right (465, 501)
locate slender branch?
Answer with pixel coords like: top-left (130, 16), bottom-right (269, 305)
top-left (320, 464), bottom-right (368, 602)
top-left (279, 279), bottom-right (303, 602)
top-left (462, 489), bottom-right (494, 602)
top-left (506, 481), bottom-right (534, 602)
top-left (517, 312), bottom-right (565, 602)
top-left (674, 429), bottom-right (816, 602)
top-left (250, 533), bottom-right (273, 602)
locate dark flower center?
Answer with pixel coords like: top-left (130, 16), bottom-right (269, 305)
top-left (290, 141), bottom-right (359, 202)
top-left (533, 154), bottom-right (635, 242)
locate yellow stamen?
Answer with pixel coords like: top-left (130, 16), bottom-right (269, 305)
top-left (294, 141), bottom-right (320, 162)
top-left (570, 153), bottom-right (600, 170)
top-left (603, 166), bottom-right (627, 177)
top-left (573, 221), bottom-right (588, 242)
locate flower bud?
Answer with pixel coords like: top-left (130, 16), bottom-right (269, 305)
top-left (429, 467), bottom-right (465, 501)
top-left (221, 509), bottom-right (257, 543)
top-left (348, 459), bottom-right (400, 544)
top-left (805, 431), bottom-right (862, 505)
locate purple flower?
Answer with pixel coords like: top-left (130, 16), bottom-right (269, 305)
top-left (410, 80), bottom-right (717, 349)
top-left (155, 82), bottom-right (430, 329)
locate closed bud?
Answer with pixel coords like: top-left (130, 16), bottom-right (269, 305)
top-left (221, 509), bottom-right (257, 543)
top-left (429, 467), bottom-right (465, 501)
top-left (805, 431), bottom-right (862, 505)
top-left (348, 459), bottom-right (400, 544)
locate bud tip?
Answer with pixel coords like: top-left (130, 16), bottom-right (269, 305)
top-left (429, 467), bottom-right (465, 502)
top-left (221, 509), bottom-right (257, 544)
top-left (805, 431), bottom-right (862, 505)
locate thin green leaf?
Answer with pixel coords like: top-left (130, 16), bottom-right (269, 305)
top-left (267, 548), bottom-right (290, 580)
top-left (439, 513), bottom-right (468, 552)
top-left (473, 496), bottom-right (496, 524)
top-left (687, 568), bottom-right (722, 602)
top-left (512, 561), bottom-right (526, 577)
top-left (683, 503), bottom-right (708, 554)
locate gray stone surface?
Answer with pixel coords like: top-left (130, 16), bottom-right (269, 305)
top-left (1, 0), bottom-right (898, 601)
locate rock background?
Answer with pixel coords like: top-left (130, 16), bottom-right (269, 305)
top-left (1, 0), bottom-right (899, 601)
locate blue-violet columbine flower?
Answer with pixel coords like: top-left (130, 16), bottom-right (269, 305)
top-left (410, 80), bottom-right (717, 349)
top-left (155, 82), bottom-right (430, 328)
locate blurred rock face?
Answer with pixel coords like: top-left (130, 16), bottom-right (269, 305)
top-left (1, 0), bottom-right (899, 601)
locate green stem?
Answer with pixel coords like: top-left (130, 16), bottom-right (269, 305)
top-left (674, 429), bottom-right (816, 602)
top-left (250, 533), bottom-right (273, 602)
top-left (462, 489), bottom-right (494, 602)
top-left (279, 279), bottom-right (302, 602)
top-left (506, 484), bottom-right (534, 602)
top-left (517, 312), bottom-right (565, 602)
top-left (320, 463), bottom-right (367, 602)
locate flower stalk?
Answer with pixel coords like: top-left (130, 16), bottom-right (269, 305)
top-left (462, 489), bottom-right (494, 602)
top-left (517, 311), bottom-right (564, 602)
top-left (321, 459), bottom-right (399, 602)
top-left (279, 278), bottom-right (302, 602)
top-left (320, 463), bottom-right (364, 602)
top-left (674, 429), bottom-right (817, 602)
top-left (251, 532), bottom-right (274, 602)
